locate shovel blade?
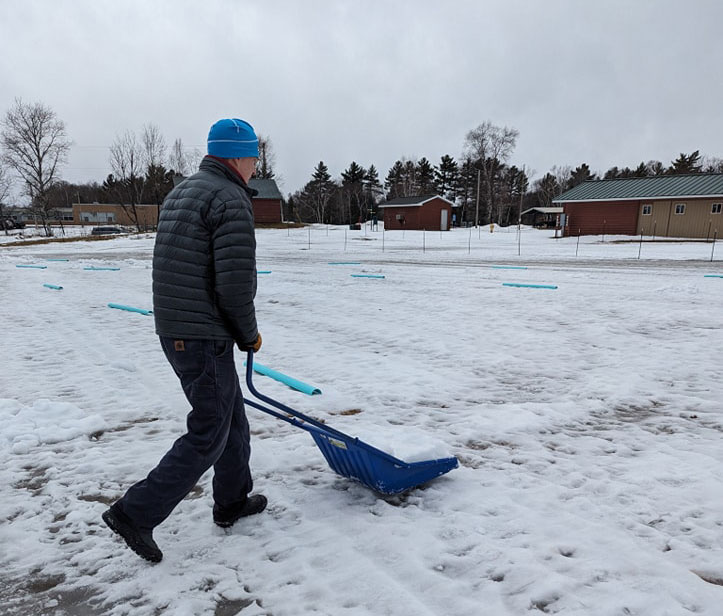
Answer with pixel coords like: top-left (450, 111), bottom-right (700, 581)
top-left (310, 430), bottom-right (458, 495)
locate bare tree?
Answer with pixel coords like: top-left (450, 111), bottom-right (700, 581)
top-left (256, 135), bottom-right (276, 179)
top-left (464, 121), bottom-right (519, 224)
top-left (168, 138), bottom-right (190, 176)
top-left (702, 155), bottom-right (723, 173)
top-left (1, 98), bottom-right (71, 236)
top-left (552, 165), bottom-right (572, 192)
top-left (0, 162), bottom-right (14, 235)
top-left (187, 147), bottom-right (203, 173)
top-left (109, 130), bottom-right (146, 231)
top-left (142, 124), bottom-right (168, 220)
top-left (142, 124), bottom-right (166, 170)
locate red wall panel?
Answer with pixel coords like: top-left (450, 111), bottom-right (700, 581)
top-left (563, 202), bottom-right (639, 236)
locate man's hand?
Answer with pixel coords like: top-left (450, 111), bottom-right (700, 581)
top-left (238, 332), bottom-right (262, 353)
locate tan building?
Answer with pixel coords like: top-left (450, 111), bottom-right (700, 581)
top-left (73, 203), bottom-right (159, 229)
top-left (554, 174), bottom-right (723, 239)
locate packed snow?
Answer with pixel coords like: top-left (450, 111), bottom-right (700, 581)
top-left (1, 225), bottom-right (721, 615)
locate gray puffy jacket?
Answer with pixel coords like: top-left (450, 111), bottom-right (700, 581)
top-left (152, 156), bottom-right (258, 346)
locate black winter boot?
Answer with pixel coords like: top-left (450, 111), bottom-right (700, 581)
top-left (213, 494), bottom-right (267, 528)
top-left (102, 503), bottom-right (163, 563)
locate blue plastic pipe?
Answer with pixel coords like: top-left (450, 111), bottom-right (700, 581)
top-left (257, 270), bottom-right (272, 274)
top-left (351, 274), bottom-right (385, 279)
top-left (43, 283), bottom-right (63, 290)
top-left (503, 282), bottom-right (557, 290)
top-left (85, 266), bottom-right (120, 271)
top-left (329, 262), bottom-right (361, 265)
top-left (703, 274), bottom-right (723, 278)
top-left (16, 264), bottom-right (47, 269)
top-left (108, 303), bottom-right (153, 316)
top-left (491, 265), bottom-right (528, 270)
top-left (246, 360), bottom-right (321, 395)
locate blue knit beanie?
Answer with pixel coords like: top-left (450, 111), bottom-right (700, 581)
top-left (207, 118), bottom-right (259, 158)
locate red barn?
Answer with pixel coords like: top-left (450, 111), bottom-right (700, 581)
top-left (248, 179), bottom-right (283, 224)
top-left (379, 195), bottom-right (454, 231)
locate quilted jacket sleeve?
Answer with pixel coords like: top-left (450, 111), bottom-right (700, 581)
top-left (207, 191), bottom-right (258, 346)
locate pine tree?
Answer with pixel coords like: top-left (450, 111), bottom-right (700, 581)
top-left (633, 162), bottom-right (648, 177)
top-left (340, 161), bottom-right (367, 224)
top-left (416, 157), bottom-right (435, 194)
top-left (363, 164), bottom-right (382, 197)
top-left (669, 150), bottom-right (702, 174)
top-left (341, 161), bottom-right (365, 185)
top-left (384, 160), bottom-right (405, 199)
top-left (402, 160), bottom-right (417, 196)
top-left (298, 161), bottom-right (336, 223)
top-left (457, 157), bottom-right (479, 225)
top-left (569, 163), bottom-right (597, 188)
top-left (435, 155), bottom-right (459, 201)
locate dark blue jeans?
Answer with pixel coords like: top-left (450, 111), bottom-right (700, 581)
top-left (118, 337), bottom-right (253, 531)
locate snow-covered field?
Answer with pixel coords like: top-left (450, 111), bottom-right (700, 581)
top-left (1, 226), bottom-right (722, 615)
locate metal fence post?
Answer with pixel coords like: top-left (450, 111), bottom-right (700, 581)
top-left (712, 230), bottom-right (718, 262)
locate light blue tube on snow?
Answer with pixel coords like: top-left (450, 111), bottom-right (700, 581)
top-left (108, 303), bottom-right (153, 316)
top-left (247, 361), bottom-right (321, 396)
top-left (502, 282), bottom-right (557, 290)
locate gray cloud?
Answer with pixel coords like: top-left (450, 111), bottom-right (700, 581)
top-left (2, 0), bottom-right (722, 197)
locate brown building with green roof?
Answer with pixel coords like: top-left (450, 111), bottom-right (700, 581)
top-left (553, 174), bottom-right (723, 239)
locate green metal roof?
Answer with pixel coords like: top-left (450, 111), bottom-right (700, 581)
top-left (553, 173), bottom-right (723, 203)
top-left (248, 178), bottom-right (283, 200)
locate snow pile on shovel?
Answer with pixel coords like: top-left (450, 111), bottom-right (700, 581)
top-left (352, 426), bottom-right (452, 463)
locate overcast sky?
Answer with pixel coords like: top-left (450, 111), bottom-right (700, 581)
top-left (2, 0), bottom-right (722, 198)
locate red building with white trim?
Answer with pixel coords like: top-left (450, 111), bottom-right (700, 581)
top-left (379, 195), bottom-right (454, 231)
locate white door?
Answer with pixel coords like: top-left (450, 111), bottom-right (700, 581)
top-left (440, 209), bottom-right (448, 230)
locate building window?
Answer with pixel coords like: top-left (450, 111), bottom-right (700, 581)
top-left (674, 203), bottom-right (686, 215)
top-left (712, 203), bottom-right (722, 214)
top-left (642, 204), bottom-right (652, 215)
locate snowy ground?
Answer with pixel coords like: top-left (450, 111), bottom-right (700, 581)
top-left (1, 226), bottom-right (722, 615)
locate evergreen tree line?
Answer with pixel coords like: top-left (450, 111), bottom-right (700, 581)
top-left (3, 98), bottom-right (722, 235)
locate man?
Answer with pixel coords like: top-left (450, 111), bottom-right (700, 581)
top-left (102, 118), bottom-right (266, 563)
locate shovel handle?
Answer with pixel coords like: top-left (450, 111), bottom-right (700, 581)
top-left (244, 351), bottom-right (351, 441)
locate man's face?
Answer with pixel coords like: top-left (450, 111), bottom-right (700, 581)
top-left (238, 157), bottom-right (257, 183)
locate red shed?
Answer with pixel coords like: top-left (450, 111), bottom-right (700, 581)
top-left (379, 195), bottom-right (454, 231)
top-left (248, 178), bottom-right (283, 224)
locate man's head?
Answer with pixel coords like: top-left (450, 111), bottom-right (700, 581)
top-left (207, 118), bottom-right (259, 182)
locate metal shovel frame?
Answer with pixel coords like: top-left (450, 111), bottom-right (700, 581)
top-left (244, 351), bottom-right (458, 494)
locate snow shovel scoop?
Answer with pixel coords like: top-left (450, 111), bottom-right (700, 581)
top-left (243, 351), bottom-right (458, 494)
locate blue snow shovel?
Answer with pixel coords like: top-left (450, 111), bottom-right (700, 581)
top-left (243, 351), bottom-right (458, 494)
